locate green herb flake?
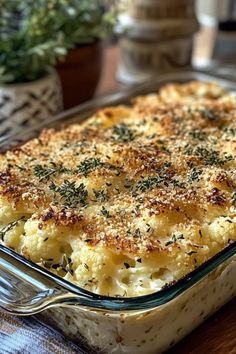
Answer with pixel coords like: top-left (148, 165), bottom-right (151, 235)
top-left (186, 146), bottom-right (234, 166)
top-left (189, 130), bottom-right (206, 141)
top-left (133, 228), bottom-right (141, 238)
top-left (165, 234), bottom-right (184, 246)
top-left (188, 168), bottom-right (203, 183)
top-left (100, 206), bottom-right (111, 218)
top-left (77, 158), bottom-right (103, 177)
top-left (172, 179), bottom-right (186, 188)
top-left (135, 176), bottom-right (164, 193)
top-left (49, 180), bottom-right (88, 208)
top-left (34, 162), bottom-right (68, 181)
top-left (77, 158), bottom-right (121, 177)
top-left (84, 263), bottom-right (89, 271)
top-left (111, 123), bottom-right (135, 142)
top-left (146, 223), bottom-right (152, 233)
top-left (93, 189), bottom-right (107, 202)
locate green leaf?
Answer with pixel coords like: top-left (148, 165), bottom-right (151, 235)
top-left (0, 0), bottom-right (116, 83)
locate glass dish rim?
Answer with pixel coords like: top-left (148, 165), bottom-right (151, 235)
top-left (0, 69), bottom-right (236, 311)
top-left (0, 241), bottom-right (235, 311)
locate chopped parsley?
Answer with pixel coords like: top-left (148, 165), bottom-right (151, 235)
top-left (134, 174), bottom-right (186, 193)
top-left (77, 158), bottom-right (120, 177)
top-left (133, 228), bottom-right (141, 238)
top-left (189, 129), bottom-right (206, 141)
top-left (111, 123), bottom-right (135, 142)
top-left (185, 146), bottom-right (234, 166)
top-left (134, 176), bottom-right (164, 193)
top-left (84, 263), bottom-right (89, 270)
top-left (34, 162), bottom-right (68, 181)
top-left (165, 234), bottom-right (184, 246)
top-left (41, 254), bottom-right (74, 276)
top-left (172, 179), bottom-right (186, 188)
top-left (100, 206), bottom-right (111, 218)
top-left (188, 168), bottom-right (203, 183)
top-left (77, 158), bottom-right (103, 177)
top-left (93, 189), bottom-right (107, 202)
top-left (49, 180), bottom-right (88, 208)
top-left (146, 223), bottom-right (152, 233)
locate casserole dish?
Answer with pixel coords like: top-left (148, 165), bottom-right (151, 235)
top-left (0, 70), bottom-right (235, 354)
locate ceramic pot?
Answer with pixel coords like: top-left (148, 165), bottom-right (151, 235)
top-left (0, 70), bottom-right (62, 137)
top-left (56, 41), bottom-right (103, 109)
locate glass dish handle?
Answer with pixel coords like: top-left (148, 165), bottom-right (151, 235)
top-left (0, 244), bottom-right (88, 315)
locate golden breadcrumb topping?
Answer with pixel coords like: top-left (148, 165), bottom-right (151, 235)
top-left (0, 81), bottom-right (235, 297)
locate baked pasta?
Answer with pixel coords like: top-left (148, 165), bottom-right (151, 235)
top-left (0, 81), bottom-right (235, 297)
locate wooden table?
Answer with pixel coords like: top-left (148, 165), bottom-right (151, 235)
top-left (96, 29), bottom-right (236, 353)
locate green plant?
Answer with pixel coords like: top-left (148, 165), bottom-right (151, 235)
top-left (0, 0), bottom-right (115, 84)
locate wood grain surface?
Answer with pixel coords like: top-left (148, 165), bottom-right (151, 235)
top-left (96, 34), bottom-right (236, 353)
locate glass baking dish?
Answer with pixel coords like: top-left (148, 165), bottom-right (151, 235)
top-left (0, 70), bottom-right (236, 354)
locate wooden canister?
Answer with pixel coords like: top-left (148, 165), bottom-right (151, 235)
top-left (117, 0), bottom-right (198, 84)
top-left (129, 0), bottom-right (196, 20)
top-left (117, 35), bottom-right (193, 84)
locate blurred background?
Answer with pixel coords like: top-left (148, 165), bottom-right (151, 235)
top-left (0, 0), bottom-right (236, 135)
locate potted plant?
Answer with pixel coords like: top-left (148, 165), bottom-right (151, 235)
top-left (0, 1), bottom-right (116, 135)
top-left (52, 0), bottom-right (116, 108)
top-left (0, 1), bottom-right (67, 136)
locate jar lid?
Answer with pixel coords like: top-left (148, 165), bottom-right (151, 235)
top-left (116, 14), bottom-right (199, 41)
